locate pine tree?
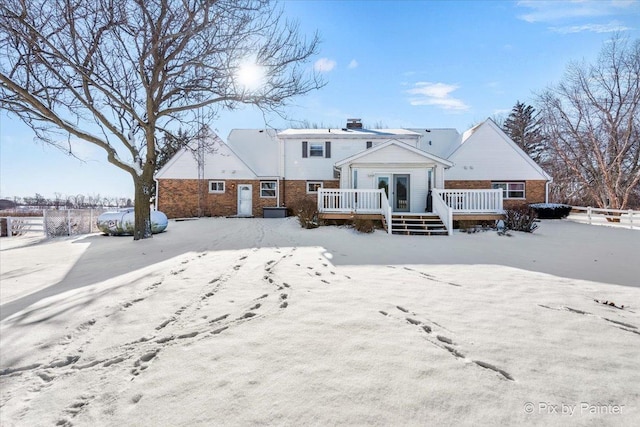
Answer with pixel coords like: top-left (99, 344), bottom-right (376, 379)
top-left (502, 101), bottom-right (546, 163)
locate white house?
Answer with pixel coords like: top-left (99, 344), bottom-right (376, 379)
top-left (155, 119), bottom-right (551, 235)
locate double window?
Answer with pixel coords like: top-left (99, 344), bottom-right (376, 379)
top-left (491, 182), bottom-right (525, 199)
top-left (302, 141), bottom-right (331, 158)
top-left (306, 181), bottom-right (323, 193)
top-left (260, 181), bottom-right (277, 198)
top-left (209, 181), bottom-right (225, 193)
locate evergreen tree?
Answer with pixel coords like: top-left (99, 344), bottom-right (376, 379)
top-left (502, 101), bottom-right (546, 163)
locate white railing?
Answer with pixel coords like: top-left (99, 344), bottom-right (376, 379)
top-left (437, 189), bottom-right (503, 213)
top-left (432, 190), bottom-right (453, 236)
top-left (380, 190), bottom-right (392, 235)
top-left (318, 189), bottom-right (384, 214)
top-left (567, 206), bottom-right (638, 230)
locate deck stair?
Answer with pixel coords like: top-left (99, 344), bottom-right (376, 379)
top-left (390, 214), bottom-right (448, 236)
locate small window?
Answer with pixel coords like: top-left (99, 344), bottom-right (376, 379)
top-left (307, 181), bottom-right (323, 193)
top-left (366, 141), bottom-right (372, 149)
top-left (260, 181), bottom-right (277, 198)
top-left (209, 181), bottom-right (225, 193)
top-left (491, 182), bottom-right (525, 199)
top-left (309, 143), bottom-right (324, 157)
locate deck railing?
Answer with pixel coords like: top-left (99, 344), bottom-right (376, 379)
top-left (317, 189), bottom-right (384, 213)
top-left (431, 190), bottom-right (453, 236)
top-left (380, 190), bottom-right (392, 235)
top-left (436, 189), bottom-right (503, 213)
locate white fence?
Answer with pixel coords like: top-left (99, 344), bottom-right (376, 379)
top-left (3, 216), bottom-right (45, 236)
top-left (1, 209), bottom-right (107, 237)
top-left (436, 189), bottom-right (503, 213)
top-left (317, 189), bottom-right (384, 214)
top-left (567, 206), bottom-right (637, 230)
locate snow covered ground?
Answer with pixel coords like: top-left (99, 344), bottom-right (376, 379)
top-left (1, 218), bottom-right (639, 426)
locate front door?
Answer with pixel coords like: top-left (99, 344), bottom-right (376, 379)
top-left (238, 184), bottom-right (253, 216)
top-left (393, 174), bottom-right (410, 212)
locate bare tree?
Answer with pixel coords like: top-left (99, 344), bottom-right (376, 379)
top-left (0, 0), bottom-right (322, 239)
top-left (538, 35), bottom-right (640, 210)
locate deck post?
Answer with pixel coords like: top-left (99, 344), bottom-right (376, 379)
top-left (587, 206), bottom-right (592, 225)
top-left (630, 209), bottom-right (634, 229)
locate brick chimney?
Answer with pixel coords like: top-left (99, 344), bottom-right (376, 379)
top-left (346, 118), bottom-right (363, 129)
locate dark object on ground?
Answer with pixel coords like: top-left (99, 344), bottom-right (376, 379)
top-left (529, 203), bottom-right (572, 219)
top-left (594, 299), bottom-right (625, 309)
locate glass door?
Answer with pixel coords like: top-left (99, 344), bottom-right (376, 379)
top-left (393, 174), bottom-right (410, 212)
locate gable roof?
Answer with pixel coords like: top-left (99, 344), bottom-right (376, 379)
top-left (154, 132), bottom-right (259, 180)
top-left (335, 139), bottom-right (453, 167)
top-left (226, 129), bottom-right (279, 177)
top-left (447, 119), bottom-right (551, 181)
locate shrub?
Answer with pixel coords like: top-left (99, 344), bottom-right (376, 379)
top-left (352, 217), bottom-right (375, 233)
top-left (503, 205), bottom-right (539, 233)
top-left (290, 197), bottom-right (318, 229)
top-left (529, 203), bottom-right (572, 219)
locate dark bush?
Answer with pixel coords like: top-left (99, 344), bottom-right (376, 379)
top-left (290, 197), bottom-right (318, 229)
top-left (352, 217), bottom-right (375, 233)
top-left (504, 205), bottom-right (538, 233)
top-left (529, 203), bottom-right (572, 219)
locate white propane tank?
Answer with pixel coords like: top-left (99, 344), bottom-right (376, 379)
top-left (97, 208), bottom-right (168, 235)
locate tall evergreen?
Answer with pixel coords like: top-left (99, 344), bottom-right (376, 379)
top-left (502, 101), bottom-right (546, 163)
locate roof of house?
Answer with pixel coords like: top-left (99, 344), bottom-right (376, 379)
top-left (447, 119), bottom-right (551, 181)
top-left (335, 139), bottom-right (453, 168)
top-left (277, 128), bottom-right (421, 139)
top-left (408, 128), bottom-right (461, 159)
top-left (227, 129), bottom-right (279, 176)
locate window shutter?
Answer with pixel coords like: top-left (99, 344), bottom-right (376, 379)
top-left (325, 141), bottom-right (331, 158)
top-left (302, 141), bottom-right (308, 158)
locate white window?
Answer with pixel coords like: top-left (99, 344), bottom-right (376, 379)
top-left (492, 182), bottom-right (525, 199)
top-left (309, 143), bottom-right (324, 157)
top-left (209, 181), bottom-right (225, 193)
top-left (260, 181), bottom-right (277, 198)
top-left (306, 181), bottom-right (323, 193)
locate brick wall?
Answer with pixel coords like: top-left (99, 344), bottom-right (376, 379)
top-left (281, 180), bottom-right (339, 207)
top-left (158, 179), bottom-right (339, 218)
top-left (445, 180), bottom-right (547, 207)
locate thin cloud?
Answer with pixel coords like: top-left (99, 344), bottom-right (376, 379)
top-left (314, 58), bottom-right (336, 73)
top-left (516, 0), bottom-right (638, 23)
top-left (406, 82), bottom-right (469, 111)
top-left (348, 59), bottom-right (358, 69)
top-left (550, 21), bottom-right (631, 33)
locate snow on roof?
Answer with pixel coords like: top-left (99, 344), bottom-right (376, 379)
top-left (227, 129), bottom-right (279, 177)
top-left (277, 128), bottom-right (420, 139)
top-left (409, 128), bottom-right (461, 159)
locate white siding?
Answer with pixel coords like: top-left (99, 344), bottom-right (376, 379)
top-left (353, 166), bottom-right (429, 213)
top-left (283, 137), bottom-right (418, 180)
top-left (446, 122), bottom-right (549, 181)
top-left (156, 144), bottom-right (256, 180)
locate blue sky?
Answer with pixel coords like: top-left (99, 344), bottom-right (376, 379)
top-left (1, 0), bottom-right (639, 200)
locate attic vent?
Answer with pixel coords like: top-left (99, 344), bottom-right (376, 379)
top-left (346, 118), bottom-right (362, 129)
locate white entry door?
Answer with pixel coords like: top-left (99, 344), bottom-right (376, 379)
top-left (237, 184), bottom-right (253, 216)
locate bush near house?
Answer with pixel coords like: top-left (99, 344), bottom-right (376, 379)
top-left (290, 197), bottom-right (318, 229)
top-left (352, 217), bottom-right (375, 233)
top-left (504, 204), bottom-right (539, 233)
top-left (529, 203), bottom-right (572, 219)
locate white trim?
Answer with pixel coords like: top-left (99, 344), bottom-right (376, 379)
top-left (260, 181), bottom-right (278, 198)
top-left (335, 139), bottom-right (453, 168)
top-left (208, 180), bottom-right (225, 193)
top-left (491, 181), bottom-right (526, 199)
top-left (306, 181), bottom-right (323, 193)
